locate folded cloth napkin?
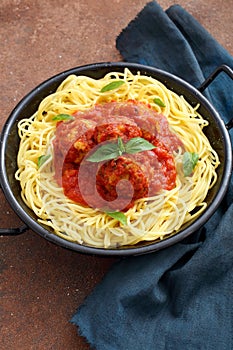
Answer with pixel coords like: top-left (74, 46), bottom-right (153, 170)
top-left (71, 2), bottom-right (233, 349)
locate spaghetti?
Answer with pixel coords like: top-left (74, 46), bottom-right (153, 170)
top-left (16, 69), bottom-right (220, 248)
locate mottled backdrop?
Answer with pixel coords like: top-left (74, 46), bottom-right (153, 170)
top-left (1, 1), bottom-right (232, 349)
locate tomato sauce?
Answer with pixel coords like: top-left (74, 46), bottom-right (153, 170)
top-left (53, 100), bottom-right (183, 211)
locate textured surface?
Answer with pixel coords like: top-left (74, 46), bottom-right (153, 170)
top-left (0, 0), bottom-right (232, 349)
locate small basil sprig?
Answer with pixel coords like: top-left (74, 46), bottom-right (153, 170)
top-left (87, 142), bottom-right (120, 162)
top-left (124, 137), bottom-right (155, 154)
top-left (105, 211), bottom-right (127, 225)
top-left (87, 137), bottom-right (155, 163)
top-left (153, 97), bottom-right (166, 107)
top-left (183, 152), bottom-right (199, 176)
top-left (100, 80), bottom-right (125, 92)
top-left (52, 114), bottom-right (75, 121)
top-left (38, 154), bottom-right (51, 168)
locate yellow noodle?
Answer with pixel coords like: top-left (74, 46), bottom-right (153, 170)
top-left (16, 68), bottom-right (220, 248)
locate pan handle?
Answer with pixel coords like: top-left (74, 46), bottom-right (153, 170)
top-left (198, 64), bottom-right (233, 92)
top-left (226, 119), bottom-right (233, 131)
top-left (0, 224), bottom-right (29, 236)
top-left (0, 182), bottom-right (29, 235)
top-left (198, 65), bottom-right (233, 131)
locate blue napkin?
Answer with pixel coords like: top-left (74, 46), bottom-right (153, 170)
top-left (71, 2), bottom-right (233, 349)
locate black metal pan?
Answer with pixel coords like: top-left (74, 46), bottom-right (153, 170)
top-left (0, 62), bottom-right (232, 256)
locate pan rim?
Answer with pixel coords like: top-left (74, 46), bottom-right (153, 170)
top-left (0, 62), bottom-right (232, 256)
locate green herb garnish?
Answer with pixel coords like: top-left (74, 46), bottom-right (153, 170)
top-left (52, 114), bottom-right (75, 121)
top-left (87, 137), bottom-right (155, 163)
top-left (38, 155), bottom-right (51, 168)
top-left (87, 142), bottom-right (120, 162)
top-left (117, 136), bottom-right (125, 155)
top-left (183, 152), bottom-right (199, 176)
top-left (124, 137), bottom-right (155, 154)
top-left (100, 80), bottom-right (125, 92)
top-left (106, 211), bottom-right (127, 225)
top-left (153, 97), bottom-right (166, 107)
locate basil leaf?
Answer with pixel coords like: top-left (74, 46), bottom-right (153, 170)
top-left (87, 137), bottom-right (155, 163)
top-left (183, 152), bottom-right (199, 176)
top-left (106, 211), bottom-right (127, 225)
top-left (118, 137), bottom-right (126, 155)
top-left (38, 155), bottom-right (51, 168)
top-left (52, 114), bottom-right (75, 121)
top-left (100, 80), bottom-right (125, 92)
top-left (125, 137), bottom-right (155, 154)
top-left (153, 97), bottom-right (166, 107)
top-left (87, 142), bottom-right (120, 162)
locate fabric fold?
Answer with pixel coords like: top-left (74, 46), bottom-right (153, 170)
top-left (116, 2), bottom-right (233, 122)
top-left (116, 2), bottom-right (205, 87)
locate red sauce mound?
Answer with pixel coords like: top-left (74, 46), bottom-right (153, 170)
top-left (53, 101), bottom-right (183, 211)
top-left (96, 157), bottom-right (149, 208)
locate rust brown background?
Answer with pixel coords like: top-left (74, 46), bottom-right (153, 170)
top-left (1, 0), bottom-right (232, 349)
